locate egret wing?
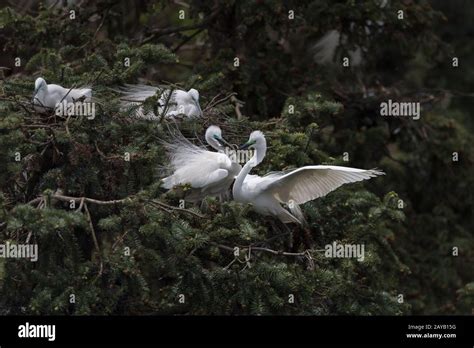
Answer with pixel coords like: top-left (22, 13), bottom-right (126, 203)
top-left (119, 84), bottom-right (160, 102)
top-left (162, 150), bottom-right (233, 189)
top-left (68, 88), bottom-right (92, 101)
top-left (263, 165), bottom-right (384, 204)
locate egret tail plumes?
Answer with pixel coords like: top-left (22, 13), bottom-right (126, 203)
top-left (161, 132), bottom-right (212, 189)
top-left (161, 126), bottom-right (241, 202)
top-left (118, 84), bottom-right (203, 120)
top-left (233, 130), bottom-right (385, 225)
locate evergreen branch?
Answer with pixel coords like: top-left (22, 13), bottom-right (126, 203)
top-left (148, 200), bottom-right (207, 219)
top-left (159, 87), bottom-right (176, 123)
top-left (26, 195), bottom-right (203, 223)
top-left (84, 202), bottom-right (104, 279)
top-left (141, 6), bottom-right (222, 44)
top-left (21, 124), bottom-right (61, 129)
top-left (64, 115), bottom-right (78, 145)
top-left (27, 194), bottom-right (133, 206)
top-left (211, 242), bottom-right (324, 257)
top-left (111, 230), bottom-right (130, 252)
top-left (77, 9), bottom-right (109, 52)
top-left (213, 242), bottom-right (321, 271)
top-left (172, 28), bottom-right (205, 53)
top-left (203, 92), bottom-right (237, 112)
top-left (0, 96), bottom-right (37, 115)
top-left (76, 197), bottom-right (85, 212)
top-left (94, 142), bottom-right (129, 160)
top-left (304, 125), bottom-right (317, 153)
top-left (251, 230), bottom-right (292, 247)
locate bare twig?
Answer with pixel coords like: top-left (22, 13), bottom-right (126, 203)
top-left (159, 87), bottom-right (176, 123)
top-left (149, 199), bottom-right (207, 219)
top-left (27, 194), bottom-right (132, 206)
top-left (78, 10), bottom-right (109, 51)
top-left (203, 92), bottom-right (237, 111)
top-left (111, 229), bottom-right (130, 252)
top-left (211, 242), bottom-right (324, 257)
top-left (172, 28), bottom-right (205, 53)
top-left (231, 95), bottom-right (244, 120)
top-left (84, 202), bottom-right (104, 279)
top-left (141, 6), bottom-right (222, 44)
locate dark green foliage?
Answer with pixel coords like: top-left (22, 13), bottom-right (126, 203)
top-left (0, 0), bottom-right (472, 315)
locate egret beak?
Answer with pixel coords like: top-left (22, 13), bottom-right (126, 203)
top-left (195, 100), bottom-right (203, 117)
top-left (216, 136), bottom-right (233, 148)
top-left (239, 142), bottom-right (251, 150)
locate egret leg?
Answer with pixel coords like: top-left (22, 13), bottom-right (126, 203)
top-left (218, 193), bottom-right (227, 213)
top-left (199, 199), bottom-right (208, 212)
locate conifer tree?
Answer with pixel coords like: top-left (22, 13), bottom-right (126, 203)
top-left (0, 0), bottom-right (472, 315)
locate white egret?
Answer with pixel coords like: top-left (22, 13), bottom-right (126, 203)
top-left (233, 131), bottom-right (384, 224)
top-left (312, 0), bottom-right (387, 67)
top-left (161, 126), bottom-right (241, 202)
top-left (313, 30), bottom-right (362, 66)
top-left (32, 77), bottom-right (92, 112)
top-left (119, 84), bottom-right (202, 120)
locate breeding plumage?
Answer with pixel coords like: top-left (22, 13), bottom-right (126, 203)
top-left (162, 126), bottom-right (241, 202)
top-left (118, 84), bottom-right (202, 120)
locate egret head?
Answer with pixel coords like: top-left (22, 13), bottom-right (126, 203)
top-left (205, 125), bottom-right (227, 151)
top-left (240, 131), bottom-right (265, 149)
top-left (32, 77), bottom-right (47, 105)
top-left (239, 131), bottom-right (266, 165)
top-left (188, 88), bottom-right (203, 117)
top-left (188, 88), bottom-right (199, 101)
top-left (34, 77), bottom-right (47, 95)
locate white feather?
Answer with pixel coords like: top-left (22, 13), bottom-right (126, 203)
top-left (32, 77), bottom-right (92, 112)
top-left (161, 126), bottom-right (241, 201)
top-left (264, 166), bottom-right (384, 205)
top-left (118, 84), bottom-right (202, 120)
top-left (233, 131), bottom-right (384, 224)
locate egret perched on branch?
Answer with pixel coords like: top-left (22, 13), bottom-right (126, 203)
top-left (32, 77), bottom-right (92, 112)
top-left (161, 126), bottom-right (241, 202)
top-left (234, 131), bottom-right (384, 224)
top-left (118, 84), bottom-right (202, 120)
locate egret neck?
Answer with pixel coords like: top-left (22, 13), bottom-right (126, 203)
top-left (233, 134), bottom-right (266, 200)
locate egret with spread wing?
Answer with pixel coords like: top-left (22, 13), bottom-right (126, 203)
top-left (162, 126), bottom-right (241, 202)
top-left (233, 131), bottom-right (384, 224)
top-left (119, 84), bottom-right (202, 120)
